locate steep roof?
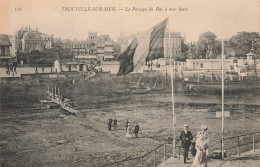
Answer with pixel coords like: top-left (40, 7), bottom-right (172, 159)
top-left (0, 34), bottom-right (11, 46)
top-left (23, 31), bottom-right (41, 40)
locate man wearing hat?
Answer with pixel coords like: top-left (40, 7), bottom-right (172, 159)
top-left (180, 124), bottom-right (193, 163)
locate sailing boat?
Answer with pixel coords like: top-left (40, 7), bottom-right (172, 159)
top-left (130, 75), bottom-right (143, 88)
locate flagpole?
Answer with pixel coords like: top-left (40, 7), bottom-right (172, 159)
top-left (167, 17), bottom-right (176, 158)
top-left (221, 24), bottom-right (225, 161)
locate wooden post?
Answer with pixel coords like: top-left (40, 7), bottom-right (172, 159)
top-left (179, 146), bottom-right (181, 159)
top-left (164, 143), bottom-right (166, 164)
top-left (154, 150), bottom-right (156, 167)
top-left (221, 29), bottom-right (225, 161)
top-left (238, 136), bottom-right (240, 156)
top-left (253, 133), bottom-right (255, 152)
top-left (165, 69), bottom-right (167, 87)
top-left (141, 156), bottom-right (143, 167)
top-left (220, 140), bottom-right (222, 154)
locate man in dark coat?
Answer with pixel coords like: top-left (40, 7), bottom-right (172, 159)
top-left (134, 123), bottom-right (139, 137)
top-left (180, 124), bottom-right (193, 163)
top-left (113, 118), bottom-right (117, 130)
top-left (108, 118), bottom-right (112, 131)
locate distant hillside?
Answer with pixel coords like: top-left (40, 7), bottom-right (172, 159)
top-left (17, 47), bottom-right (74, 66)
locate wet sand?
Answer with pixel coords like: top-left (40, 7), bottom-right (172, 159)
top-left (0, 79), bottom-right (259, 166)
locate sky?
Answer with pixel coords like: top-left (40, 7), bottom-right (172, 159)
top-left (0, 0), bottom-right (259, 42)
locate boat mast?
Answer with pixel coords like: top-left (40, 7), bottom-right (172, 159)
top-left (167, 17), bottom-right (176, 157)
top-left (221, 25), bottom-right (225, 160)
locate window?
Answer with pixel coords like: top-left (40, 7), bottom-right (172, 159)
top-left (200, 63), bottom-right (203, 68)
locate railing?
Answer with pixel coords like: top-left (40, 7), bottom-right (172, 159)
top-left (221, 132), bottom-right (260, 157)
top-left (100, 142), bottom-right (182, 167)
top-left (101, 132), bottom-right (260, 166)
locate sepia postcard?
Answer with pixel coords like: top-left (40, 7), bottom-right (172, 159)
top-left (0, 0), bottom-right (260, 166)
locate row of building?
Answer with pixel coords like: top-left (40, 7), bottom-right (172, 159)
top-left (1, 28), bottom-right (258, 81)
top-left (56, 32), bottom-right (116, 61)
top-left (0, 24), bottom-right (184, 66)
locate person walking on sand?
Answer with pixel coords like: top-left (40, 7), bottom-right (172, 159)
top-left (113, 118), bottom-right (117, 131)
top-left (126, 124), bottom-right (132, 138)
top-left (180, 124), bottom-right (193, 164)
top-left (191, 125), bottom-right (209, 167)
top-left (134, 123), bottom-right (139, 137)
top-left (107, 118), bottom-right (112, 131)
top-left (125, 120), bottom-right (129, 132)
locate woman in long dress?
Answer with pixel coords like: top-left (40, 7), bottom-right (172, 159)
top-left (191, 125), bottom-right (209, 167)
top-left (126, 124), bottom-right (132, 138)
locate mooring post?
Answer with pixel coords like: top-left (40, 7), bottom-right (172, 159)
top-left (164, 143), bottom-right (166, 164)
top-left (220, 139), bottom-right (224, 160)
top-left (253, 133), bottom-right (255, 152)
top-left (179, 146), bottom-right (181, 159)
top-left (154, 150), bottom-right (156, 167)
top-left (238, 136), bottom-right (240, 156)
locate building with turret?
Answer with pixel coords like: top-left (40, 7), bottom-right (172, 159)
top-left (10, 25), bottom-right (54, 56)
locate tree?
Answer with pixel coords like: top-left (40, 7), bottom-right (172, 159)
top-left (225, 32), bottom-right (260, 57)
top-left (181, 39), bottom-right (189, 53)
top-left (185, 43), bottom-right (199, 59)
top-left (176, 39), bottom-right (189, 61)
top-left (17, 48), bottom-right (74, 66)
top-left (197, 32), bottom-right (220, 59)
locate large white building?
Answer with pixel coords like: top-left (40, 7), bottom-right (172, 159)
top-left (186, 58), bottom-right (233, 71)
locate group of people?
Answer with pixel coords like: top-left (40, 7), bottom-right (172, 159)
top-left (6, 65), bottom-right (17, 76)
top-left (125, 120), bottom-right (139, 138)
top-left (180, 124), bottom-right (209, 167)
top-left (107, 118), bottom-right (117, 131)
top-left (106, 119), bottom-right (140, 138)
